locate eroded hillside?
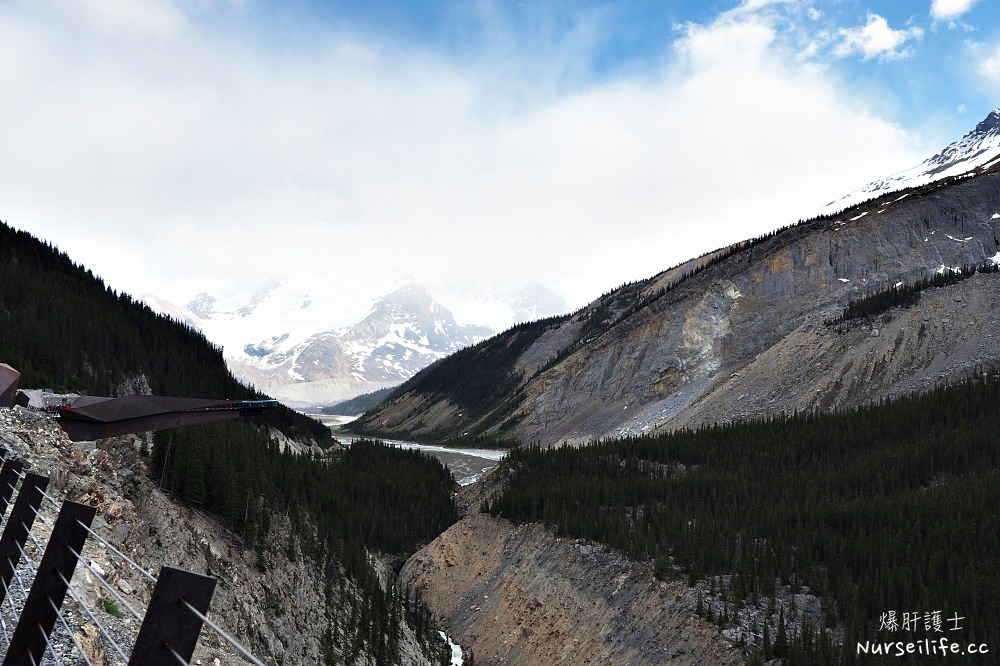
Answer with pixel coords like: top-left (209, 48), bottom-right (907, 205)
top-left (356, 170), bottom-right (1000, 447)
top-left (401, 513), bottom-right (742, 666)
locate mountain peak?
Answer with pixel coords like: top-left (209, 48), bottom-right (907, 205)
top-left (186, 292), bottom-right (217, 319)
top-left (974, 108), bottom-right (1000, 135)
top-left (825, 107), bottom-right (1000, 212)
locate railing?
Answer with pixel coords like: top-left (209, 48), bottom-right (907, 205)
top-left (0, 451), bottom-right (267, 666)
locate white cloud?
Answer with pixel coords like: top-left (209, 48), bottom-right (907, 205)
top-left (931, 0), bottom-right (980, 21)
top-left (976, 43), bottom-right (1000, 81)
top-left (0, 1), bottom-right (927, 323)
top-left (834, 13), bottom-right (924, 61)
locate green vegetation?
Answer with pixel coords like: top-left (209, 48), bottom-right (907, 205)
top-left (324, 387), bottom-right (396, 415)
top-left (152, 427), bottom-right (457, 561)
top-left (0, 221), bottom-right (328, 442)
top-left (488, 369), bottom-right (1000, 664)
top-left (1, 220), bottom-right (457, 662)
top-left (830, 262), bottom-right (1000, 325)
top-left (153, 427), bottom-right (458, 662)
top-left (102, 598), bottom-right (125, 619)
top-left (349, 315), bottom-right (567, 440)
top-left (387, 315), bottom-right (567, 412)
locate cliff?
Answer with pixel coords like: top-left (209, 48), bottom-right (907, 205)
top-left (401, 513), bottom-right (742, 666)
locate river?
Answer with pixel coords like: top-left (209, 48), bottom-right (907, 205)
top-left (314, 415), bottom-right (507, 486)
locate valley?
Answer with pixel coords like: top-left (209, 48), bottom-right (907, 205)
top-left (342, 109), bottom-right (1000, 665)
top-left (316, 415), bottom-right (507, 486)
top-left (3, 102), bottom-right (1000, 666)
top-left (8, 4), bottom-right (1000, 665)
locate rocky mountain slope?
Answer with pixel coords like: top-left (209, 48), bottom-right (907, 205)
top-left (0, 407), bottom-right (437, 665)
top-left (401, 511), bottom-right (741, 666)
top-left (353, 111), bottom-right (1000, 448)
top-left (146, 282), bottom-right (506, 407)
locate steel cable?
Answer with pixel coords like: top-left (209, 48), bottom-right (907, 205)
top-left (65, 546), bottom-right (143, 624)
top-left (36, 617), bottom-right (60, 666)
top-left (74, 520), bottom-right (157, 585)
top-left (179, 598), bottom-right (266, 666)
top-left (47, 595), bottom-right (95, 666)
top-left (167, 642), bottom-right (190, 665)
top-left (56, 570), bottom-right (130, 665)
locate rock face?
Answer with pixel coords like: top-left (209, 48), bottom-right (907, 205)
top-left (360, 168), bottom-right (1000, 447)
top-left (0, 408), bottom-right (434, 666)
top-left (401, 513), bottom-right (742, 666)
top-left (529, 171), bottom-right (1000, 444)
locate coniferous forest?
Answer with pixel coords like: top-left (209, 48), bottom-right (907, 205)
top-left (152, 427), bottom-right (460, 664)
top-left (151, 427), bottom-right (457, 560)
top-left (1, 220), bottom-right (458, 663)
top-left (0, 221), bottom-right (328, 441)
top-left (488, 369), bottom-right (1000, 664)
top-left (831, 262), bottom-right (1000, 326)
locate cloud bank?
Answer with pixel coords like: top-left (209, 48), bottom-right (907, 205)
top-left (0, 1), bottom-right (945, 323)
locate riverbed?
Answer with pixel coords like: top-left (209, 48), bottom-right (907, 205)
top-left (314, 415), bottom-right (507, 485)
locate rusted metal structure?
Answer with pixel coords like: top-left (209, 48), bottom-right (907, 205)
top-left (0, 362), bottom-right (276, 441)
top-left (57, 395), bottom-right (277, 441)
top-left (0, 364), bottom-right (19, 408)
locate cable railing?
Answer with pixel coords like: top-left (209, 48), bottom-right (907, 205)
top-left (0, 453), bottom-right (269, 666)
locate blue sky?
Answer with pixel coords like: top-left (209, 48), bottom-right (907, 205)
top-left (1, 0), bottom-right (999, 330)
top-left (221, 0), bottom-right (997, 136)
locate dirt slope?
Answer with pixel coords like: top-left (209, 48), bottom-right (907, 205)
top-left (401, 513), bottom-right (742, 666)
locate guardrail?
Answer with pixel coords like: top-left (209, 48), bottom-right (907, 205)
top-left (0, 451), bottom-right (266, 666)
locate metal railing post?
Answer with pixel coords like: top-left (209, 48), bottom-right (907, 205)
top-left (0, 459), bottom-right (25, 518)
top-left (0, 473), bottom-right (47, 608)
top-left (128, 566), bottom-right (217, 666)
top-left (2, 500), bottom-right (95, 666)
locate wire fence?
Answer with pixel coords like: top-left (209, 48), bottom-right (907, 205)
top-left (0, 452), bottom-right (267, 666)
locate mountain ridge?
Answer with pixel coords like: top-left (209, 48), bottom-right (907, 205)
top-left (229, 282), bottom-right (495, 406)
top-left (350, 108), bottom-right (1000, 447)
top-left (825, 107), bottom-right (1000, 212)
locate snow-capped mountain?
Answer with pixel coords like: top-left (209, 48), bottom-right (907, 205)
top-left (229, 283), bottom-right (493, 407)
top-left (826, 108), bottom-right (1000, 212)
top-left (144, 280), bottom-right (551, 406)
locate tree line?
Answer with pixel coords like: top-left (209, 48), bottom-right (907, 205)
top-left (487, 369), bottom-right (1000, 664)
top-left (152, 425), bottom-right (460, 663)
top-left (0, 220), bottom-right (328, 441)
top-left (1, 220), bottom-right (461, 662)
top-left (830, 261), bottom-right (1000, 325)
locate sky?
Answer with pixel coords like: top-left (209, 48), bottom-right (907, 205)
top-left (2, 0), bottom-right (999, 330)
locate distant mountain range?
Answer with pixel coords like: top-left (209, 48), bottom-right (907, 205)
top-left (143, 280), bottom-right (568, 407)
